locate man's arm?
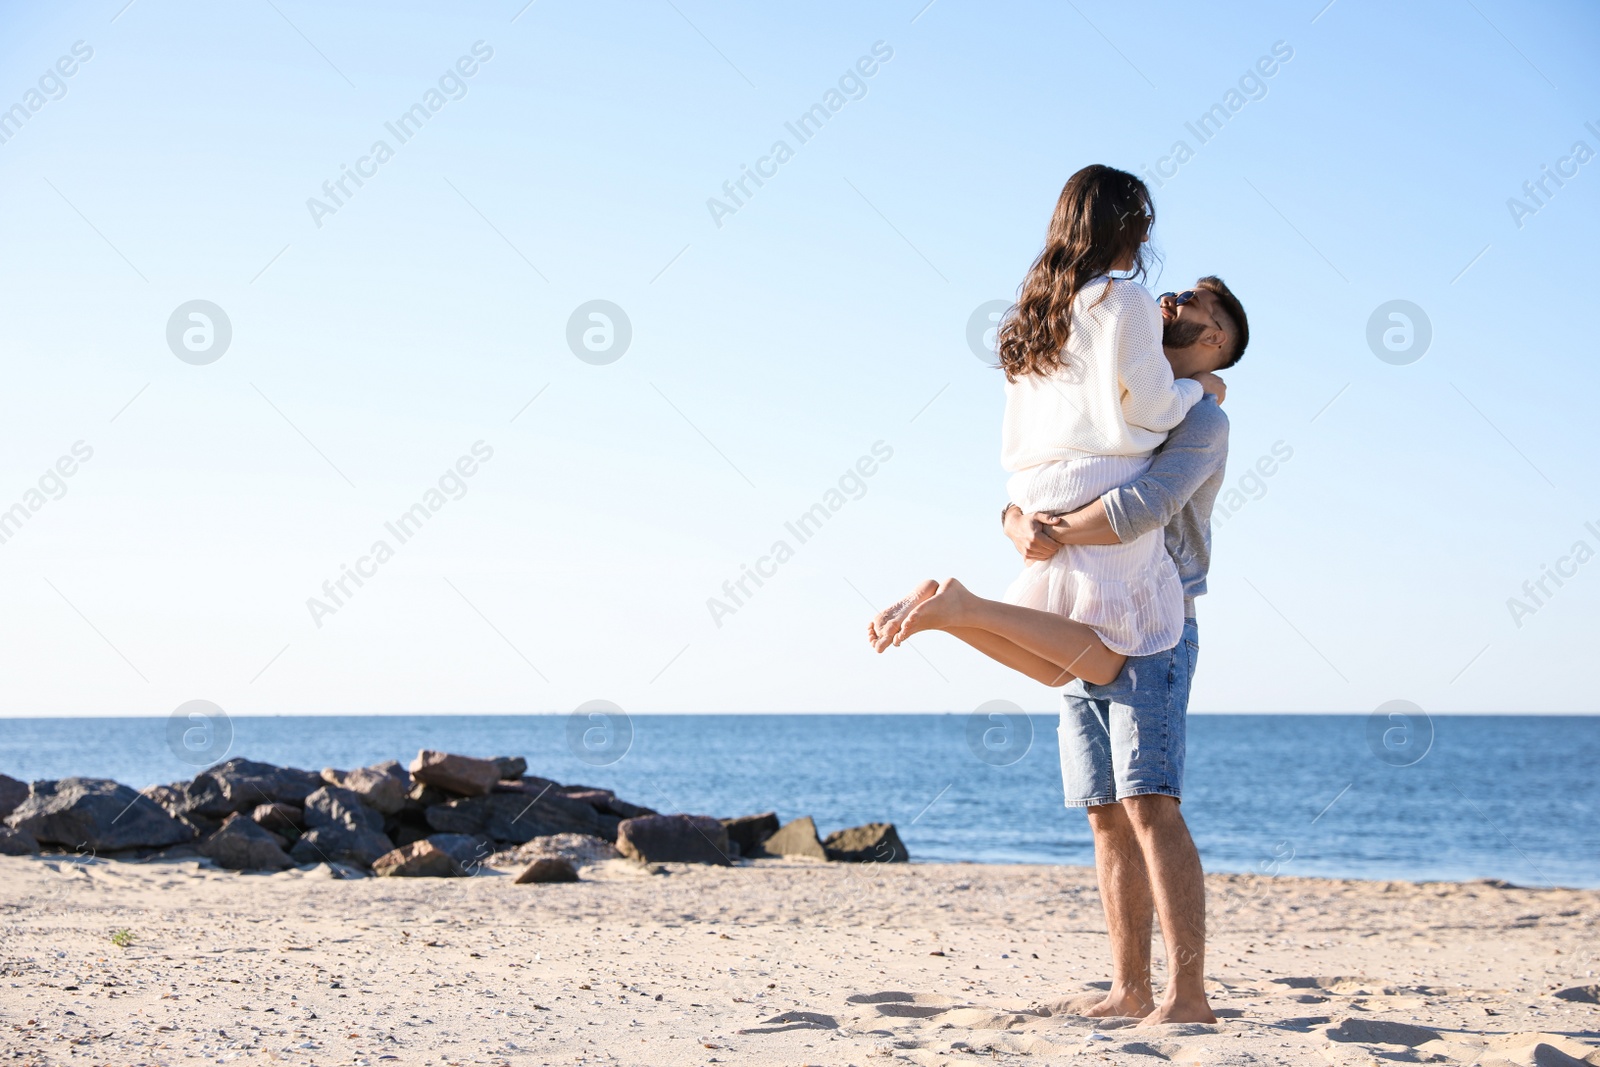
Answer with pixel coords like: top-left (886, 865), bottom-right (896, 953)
top-left (1007, 397), bottom-right (1229, 548)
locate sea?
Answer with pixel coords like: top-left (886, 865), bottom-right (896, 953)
top-left (2, 714), bottom-right (1596, 888)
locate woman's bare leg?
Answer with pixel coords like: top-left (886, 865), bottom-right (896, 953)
top-left (943, 627), bottom-right (1081, 687)
top-left (867, 579), bottom-right (938, 652)
top-left (896, 577), bottom-right (1126, 686)
top-left (868, 584), bottom-right (1078, 684)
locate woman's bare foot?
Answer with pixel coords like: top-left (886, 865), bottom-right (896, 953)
top-left (867, 579), bottom-right (938, 652)
top-left (892, 577), bottom-right (975, 645)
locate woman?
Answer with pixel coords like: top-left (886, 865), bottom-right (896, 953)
top-left (868, 165), bottom-right (1222, 685)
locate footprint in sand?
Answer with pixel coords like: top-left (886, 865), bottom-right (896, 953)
top-left (735, 1010), bottom-right (837, 1035)
top-left (1322, 1018), bottom-right (1600, 1067)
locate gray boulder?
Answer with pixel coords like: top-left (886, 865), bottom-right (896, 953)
top-left (402, 781), bottom-right (450, 814)
top-left (493, 756), bottom-right (528, 780)
top-left (616, 814), bottom-right (731, 866)
top-left (183, 759), bottom-right (323, 817)
top-left (426, 833), bottom-right (494, 870)
top-left (0, 826), bottom-right (39, 855)
top-left (759, 816), bottom-right (828, 860)
top-left (426, 788), bottom-right (617, 843)
top-left (7, 778), bottom-right (196, 852)
top-left (824, 822), bottom-right (909, 863)
top-left (372, 839), bottom-right (463, 878)
top-left (140, 783), bottom-right (191, 818)
top-left (488, 788), bottom-right (618, 842)
top-left (721, 812), bottom-right (779, 855)
top-left (560, 786), bottom-right (656, 820)
top-left (409, 750), bottom-right (500, 797)
top-left (249, 802), bottom-right (303, 836)
top-left (514, 856), bottom-right (578, 883)
top-left (198, 815), bottom-right (293, 871)
top-left (320, 762), bottom-right (408, 815)
top-left (0, 774), bottom-right (28, 821)
top-left (288, 823), bottom-right (393, 868)
top-left (421, 796), bottom-right (486, 836)
top-left (303, 785), bottom-right (385, 834)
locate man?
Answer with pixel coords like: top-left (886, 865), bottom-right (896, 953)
top-left (1003, 276), bottom-right (1247, 1026)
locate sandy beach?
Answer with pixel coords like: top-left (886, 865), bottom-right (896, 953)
top-left (3, 854), bottom-right (1596, 1067)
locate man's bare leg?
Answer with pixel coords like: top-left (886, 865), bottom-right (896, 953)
top-left (1077, 803), bottom-right (1157, 1017)
top-left (892, 577), bottom-right (1126, 686)
top-left (1123, 795), bottom-right (1216, 1025)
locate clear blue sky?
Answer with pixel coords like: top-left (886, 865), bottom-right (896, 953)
top-left (1, 0), bottom-right (1596, 716)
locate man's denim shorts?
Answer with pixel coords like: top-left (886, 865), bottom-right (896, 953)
top-left (1057, 618), bottom-right (1198, 808)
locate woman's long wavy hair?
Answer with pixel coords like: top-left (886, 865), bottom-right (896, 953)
top-left (997, 165), bottom-right (1156, 382)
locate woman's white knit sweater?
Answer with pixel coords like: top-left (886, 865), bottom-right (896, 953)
top-left (1000, 276), bottom-right (1202, 472)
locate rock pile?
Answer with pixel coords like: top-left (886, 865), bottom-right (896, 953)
top-left (0, 753), bottom-right (908, 878)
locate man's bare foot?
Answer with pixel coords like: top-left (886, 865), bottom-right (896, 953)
top-left (893, 577), bottom-right (973, 644)
top-left (1080, 988), bottom-right (1155, 1019)
top-left (1136, 995), bottom-right (1216, 1026)
top-left (867, 579), bottom-right (938, 652)
top-left (1029, 989), bottom-right (1150, 1018)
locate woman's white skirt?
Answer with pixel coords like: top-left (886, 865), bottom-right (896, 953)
top-left (1004, 455), bottom-right (1185, 657)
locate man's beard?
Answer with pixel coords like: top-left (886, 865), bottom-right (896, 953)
top-left (1162, 317), bottom-right (1207, 348)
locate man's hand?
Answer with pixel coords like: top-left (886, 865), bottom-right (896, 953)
top-left (1189, 370), bottom-right (1226, 405)
top-left (1003, 505), bottom-right (1063, 562)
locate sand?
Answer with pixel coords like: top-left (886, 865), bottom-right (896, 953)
top-left (2, 854), bottom-right (1597, 1066)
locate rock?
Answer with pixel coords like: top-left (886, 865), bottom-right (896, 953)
top-left (422, 796), bottom-right (485, 836)
top-left (514, 856), bottom-right (578, 883)
top-left (320, 762), bottom-right (407, 815)
top-left (560, 786), bottom-right (656, 820)
top-left (721, 812), bottom-right (780, 855)
top-left (426, 789), bottom-right (617, 843)
top-left (823, 822), bottom-right (910, 864)
top-left (7, 778), bottom-right (196, 852)
top-left (288, 824), bottom-right (394, 868)
top-left (372, 839), bottom-right (464, 878)
top-left (495, 790), bottom-right (619, 842)
top-left (425, 833), bottom-right (495, 871)
top-left (403, 781), bottom-right (450, 813)
top-left (758, 816), bottom-right (828, 860)
top-left (250, 802), bottom-right (303, 835)
top-left (140, 783), bottom-right (189, 817)
top-left (184, 759), bottom-right (323, 817)
top-left (139, 784), bottom-right (214, 837)
top-left (409, 750), bottom-right (500, 797)
top-left (229, 811), bottom-right (288, 848)
top-left (303, 785), bottom-right (385, 834)
top-left (198, 814), bottom-right (293, 871)
top-left (0, 774), bottom-right (28, 821)
top-left (0, 826), bottom-right (39, 855)
top-left (616, 814), bottom-right (731, 865)
top-left (487, 833), bottom-right (620, 871)
top-left (498, 774), bottom-right (561, 795)
top-left (493, 756), bottom-right (528, 780)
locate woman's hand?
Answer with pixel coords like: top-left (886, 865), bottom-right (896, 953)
top-left (1190, 370), bottom-right (1226, 405)
top-left (1004, 505), bottom-right (1063, 562)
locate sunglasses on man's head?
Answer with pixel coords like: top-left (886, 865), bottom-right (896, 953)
top-left (1159, 290), bottom-right (1198, 306)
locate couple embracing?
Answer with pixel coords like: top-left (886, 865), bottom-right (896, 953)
top-left (870, 164), bottom-right (1249, 1026)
